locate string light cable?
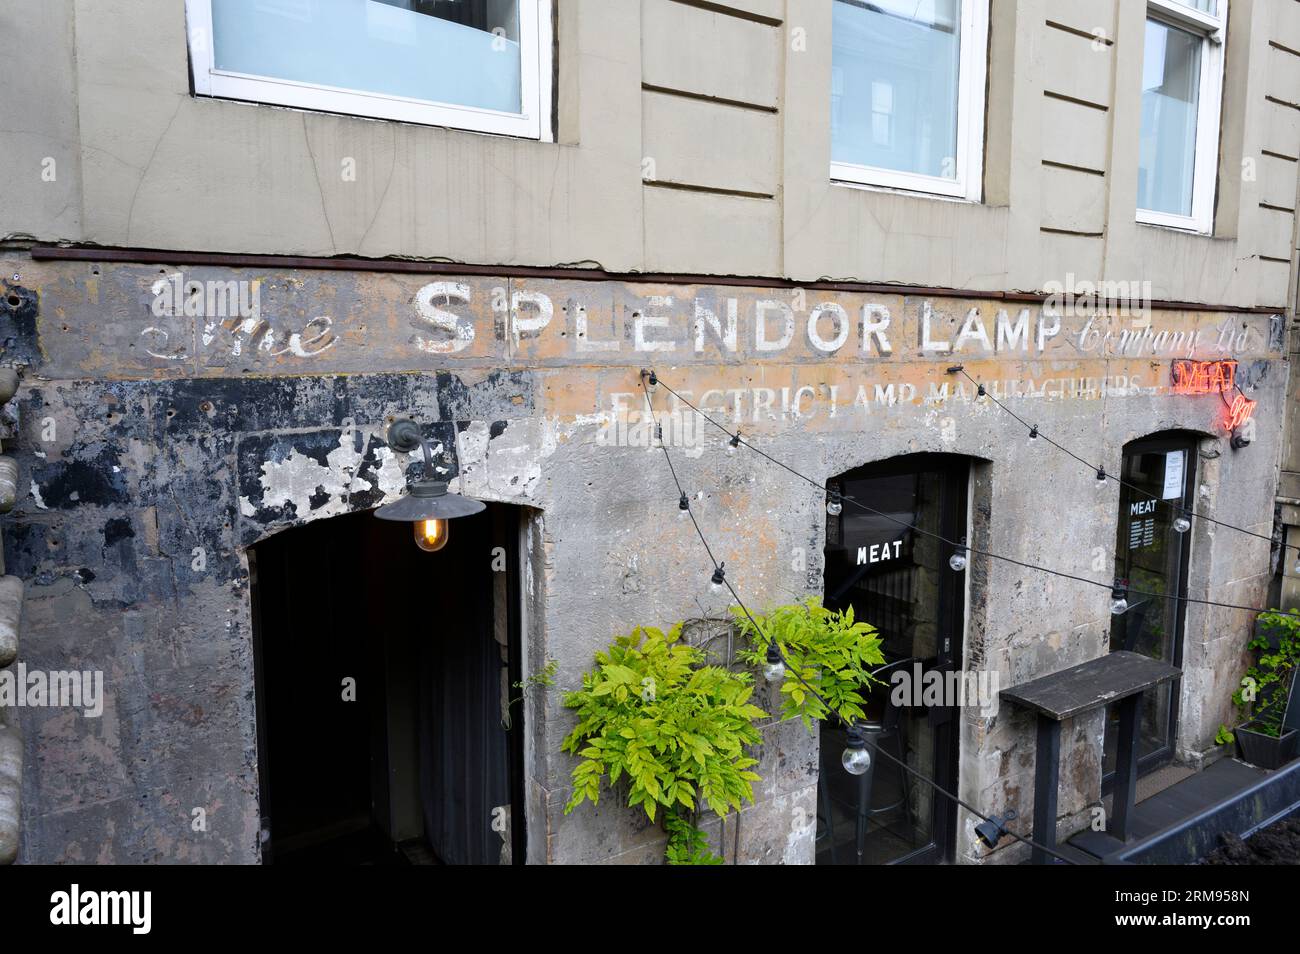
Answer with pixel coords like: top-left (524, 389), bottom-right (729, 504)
top-left (949, 365), bottom-right (1285, 557)
top-left (637, 370), bottom-right (1084, 866)
top-left (647, 371), bottom-right (1300, 624)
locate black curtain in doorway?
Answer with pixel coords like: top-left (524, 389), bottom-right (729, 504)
top-left (416, 511), bottom-right (511, 865)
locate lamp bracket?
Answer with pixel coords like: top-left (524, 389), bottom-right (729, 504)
top-left (387, 419), bottom-right (424, 454)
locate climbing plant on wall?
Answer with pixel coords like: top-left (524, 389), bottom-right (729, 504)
top-left (733, 598), bottom-right (885, 729)
top-left (561, 623), bottom-right (764, 863)
top-left (561, 599), bottom-right (881, 864)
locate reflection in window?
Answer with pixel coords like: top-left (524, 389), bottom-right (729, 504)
top-left (211, 0), bottom-right (524, 114)
top-left (831, 0), bottom-right (962, 180)
top-left (1137, 19), bottom-right (1202, 217)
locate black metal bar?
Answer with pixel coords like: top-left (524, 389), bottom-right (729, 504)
top-left (855, 768), bottom-right (872, 864)
top-left (1112, 692), bottom-right (1142, 841)
top-left (23, 244), bottom-right (1285, 315)
top-left (1032, 715), bottom-right (1062, 865)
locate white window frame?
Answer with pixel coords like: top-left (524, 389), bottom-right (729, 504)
top-left (829, 0), bottom-right (989, 202)
top-left (184, 0), bottom-right (553, 141)
top-left (1136, 0), bottom-right (1227, 234)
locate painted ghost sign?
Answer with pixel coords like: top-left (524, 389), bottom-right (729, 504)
top-left (18, 261), bottom-right (1282, 435)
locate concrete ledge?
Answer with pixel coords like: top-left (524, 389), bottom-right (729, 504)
top-left (0, 724), bottom-right (20, 864)
top-left (0, 576), bottom-right (23, 667)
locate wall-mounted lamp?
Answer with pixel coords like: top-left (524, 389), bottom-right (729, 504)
top-left (374, 419), bottom-right (484, 552)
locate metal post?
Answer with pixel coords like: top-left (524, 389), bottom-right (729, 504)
top-left (1032, 714), bottom-right (1061, 865)
top-left (854, 722), bottom-right (882, 864)
top-left (1112, 691), bottom-right (1142, 841)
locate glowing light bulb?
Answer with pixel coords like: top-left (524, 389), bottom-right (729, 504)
top-left (414, 518), bottom-right (449, 553)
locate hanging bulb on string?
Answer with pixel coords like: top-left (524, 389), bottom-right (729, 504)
top-left (976, 383), bottom-right (986, 398)
top-left (842, 722), bottom-right (872, 776)
top-left (1096, 465), bottom-right (1107, 483)
top-left (726, 432), bottom-right (742, 455)
top-left (826, 491), bottom-right (843, 517)
top-left (949, 536), bottom-right (968, 572)
top-left (678, 493), bottom-right (690, 519)
top-left (762, 643), bottom-right (785, 683)
top-left (642, 368), bottom-right (658, 394)
top-left (1028, 425), bottom-right (1038, 441)
top-left (1110, 578), bottom-right (1129, 616)
top-left (1172, 509), bottom-right (1191, 534)
top-left (710, 563), bottom-right (726, 594)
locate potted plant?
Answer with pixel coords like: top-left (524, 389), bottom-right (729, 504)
top-left (1216, 608), bottom-right (1300, 770)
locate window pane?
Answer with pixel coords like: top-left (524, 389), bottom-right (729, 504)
top-left (211, 0), bottom-right (523, 114)
top-left (1137, 19), bottom-right (1202, 217)
top-left (1174, 0), bottom-right (1216, 14)
top-left (831, 0), bottom-right (962, 179)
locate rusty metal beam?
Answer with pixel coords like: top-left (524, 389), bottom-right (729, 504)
top-left (25, 245), bottom-right (1284, 315)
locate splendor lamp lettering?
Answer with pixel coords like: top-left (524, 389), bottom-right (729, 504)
top-left (415, 283), bottom-right (1073, 357)
top-left (407, 282), bottom-right (1259, 361)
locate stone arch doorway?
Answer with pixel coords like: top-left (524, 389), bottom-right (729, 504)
top-left (817, 452), bottom-right (973, 865)
top-left (1103, 429), bottom-right (1205, 785)
top-left (247, 502), bottom-right (528, 865)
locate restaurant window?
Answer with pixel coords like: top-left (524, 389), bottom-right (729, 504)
top-left (1136, 0), bottom-right (1226, 233)
top-left (829, 0), bottom-right (988, 200)
top-left (1104, 434), bottom-right (1197, 782)
top-left (185, 0), bottom-right (553, 139)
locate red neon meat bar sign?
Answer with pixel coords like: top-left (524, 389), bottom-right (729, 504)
top-left (1226, 393), bottom-right (1256, 430)
top-left (1171, 359), bottom-right (1237, 395)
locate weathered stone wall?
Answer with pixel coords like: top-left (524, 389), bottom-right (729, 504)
top-left (0, 255), bottom-right (1288, 863)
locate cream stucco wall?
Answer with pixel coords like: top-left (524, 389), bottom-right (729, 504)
top-left (2, 0), bottom-right (1298, 307)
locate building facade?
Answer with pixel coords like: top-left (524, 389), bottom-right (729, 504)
top-left (1, 0), bottom-right (1298, 864)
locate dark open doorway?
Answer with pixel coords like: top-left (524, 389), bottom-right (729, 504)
top-left (1103, 433), bottom-right (1197, 786)
top-left (247, 503), bottom-right (527, 865)
top-left (818, 453), bottom-right (969, 865)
